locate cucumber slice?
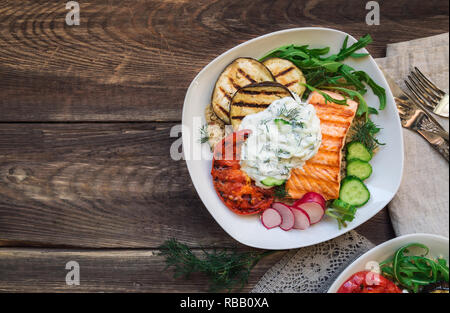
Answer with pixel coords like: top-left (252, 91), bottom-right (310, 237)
top-left (346, 141), bottom-right (372, 162)
top-left (339, 176), bottom-right (370, 207)
top-left (261, 177), bottom-right (285, 187)
top-left (347, 159), bottom-right (373, 180)
top-left (274, 118), bottom-right (289, 126)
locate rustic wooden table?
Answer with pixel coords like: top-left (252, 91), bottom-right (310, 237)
top-left (0, 0), bottom-right (448, 293)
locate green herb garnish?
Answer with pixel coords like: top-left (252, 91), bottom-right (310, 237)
top-left (259, 34), bottom-right (386, 111)
top-left (322, 86), bottom-right (369, 118)
top-left (350, 119), bottom-right (385, 153)
top-left (332, 34), bottom-right (373, 61)
top-left (276, 105), bottom-right (300, 120)
top-left (198, 124), bottom-right (210, 144)
top-left (274, 182), bottom-right (290, 200)
top-left (325, 199), bottom-right (357, 229)
top-left (354, 71), bottom-right (387, 110)
top-left (302, 83), bottom-right (348, 105)
top-left (159, 239), bottom-right (271, 292)
top-left (379, 243), bottom-right (450, 293)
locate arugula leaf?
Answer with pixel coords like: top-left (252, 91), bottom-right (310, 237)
top-left (350, 52), bottom-right (370, 58)
top-left (322, 86), bottom-right (369, 117)
top-left (308, 47), bottom-right (331, 57)
top-left (333, 34), bottom-right (373, 61)
top-left (340, 65), bottom-right (366, 92)
top-left (260, 34), bottom-right (386, 112)
top-left (380, 243), bottom-right (449, 293)
top-left (368, 107), bottom-right (379, 115)
top-left (294, 57), bottom-right (342, 73)
top-left (354, 71), bottom-right (387, 110)
top-left (302, 83), bottom-right (348, 105)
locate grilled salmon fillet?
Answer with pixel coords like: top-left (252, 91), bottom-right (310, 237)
top-left (287, 91), bottom-right (359, 200)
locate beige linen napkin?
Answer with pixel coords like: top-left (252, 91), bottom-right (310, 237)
top-left (376, 33), bottom-right (449, 237)
top-left (252, 33), bottom-right (449, 293)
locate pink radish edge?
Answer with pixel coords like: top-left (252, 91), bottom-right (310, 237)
top-left (261, 208), bottom-right (282, 229)
top-left (290, 207), bottom-right (311, 230)
top-left (293, 192), bottom-right (326, 225)
top-left (293, 192), bottom-right (326, 210)
top-left (271, 202), bottom-right (295, 231)
top-left (296, 202), bottom-right (324, 224)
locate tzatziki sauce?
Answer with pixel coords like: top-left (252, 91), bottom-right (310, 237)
top-left (239, 95), bottom-right (322, 188)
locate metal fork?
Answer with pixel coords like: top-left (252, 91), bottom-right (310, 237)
top-left (405, 67), bottom-right (449, 118)
top-left (396, 96), bottom-right (449, 161)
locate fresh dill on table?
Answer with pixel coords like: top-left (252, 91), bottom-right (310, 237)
top-left (159, 239), bottom-right (273, 292)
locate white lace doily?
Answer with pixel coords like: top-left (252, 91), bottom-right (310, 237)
top-left (251, 231), bottom-right (374, 293)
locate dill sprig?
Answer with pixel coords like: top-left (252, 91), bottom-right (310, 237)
top-left (159, 239), bottom-right (272, 292)
top-left (276, 104), bottom-right (300, 120)
top-left (274, 182), bottom-right (291, 200)
top-left (350, 119), bottom-right (385, 153)
top-left (198, 124), bottom-right (210, 144)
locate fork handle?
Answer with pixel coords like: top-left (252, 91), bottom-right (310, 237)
top-left (418, 129), bottom-right (449, 162)
top-left (432, 128), bottom-right (450, 142)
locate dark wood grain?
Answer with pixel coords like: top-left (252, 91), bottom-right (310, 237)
top-left (0, 247), bottom-right (286, 292)
top-left (0, 123), bottom-right (232, 248)
top-left (0, 0), bottom-right (448, 121)
top-left (0, 123), bottom-right (393, 248)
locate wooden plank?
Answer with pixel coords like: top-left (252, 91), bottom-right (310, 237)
top-left (0, 122), bottom-right (232, 248)
top-left (0, 123), bottom-right (394, 248)
top-left (0, 247), bottom-right (287, 292)
top-left (0, 0), bottom-right (448, 121)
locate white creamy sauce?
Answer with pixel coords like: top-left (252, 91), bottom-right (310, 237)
top-left (239, 95), bottom-right (322, 188)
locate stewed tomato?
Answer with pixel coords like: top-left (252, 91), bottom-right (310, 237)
top-left (211, 130), bottom-right (274, 215)
top-left (338, 271), bottom-right (402, 293)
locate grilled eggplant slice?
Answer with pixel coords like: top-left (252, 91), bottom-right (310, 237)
top-left (263, 58), bottom-right (306, 96)
top-left (212, 58), bottom-right (274, 124)
top-left (230, 82), bottom-right (293, 130)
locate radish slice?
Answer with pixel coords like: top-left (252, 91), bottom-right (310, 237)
top-left (271, 203), bottom-right (295, 231)
top-left (296, 202), bottom-right (324, 224)
top-left (293, 192), bottom-right (326, 210)
top-left (291, 207), bottom-right (311, 230)
top-left (261, 208), bottom-right (282, 229)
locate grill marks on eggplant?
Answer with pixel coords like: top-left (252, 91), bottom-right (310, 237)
top-left (211, 58), bottom-right (274, 124)
top-left (219, 86), bottom-right (232, 100)
top-left (237, 68), bottom-right (257, 83)
top-left (285, 80), bottom-right (300, 87)
top-left (263, 58), bottom-right (306, 96)
top-left (274, 66), bottom-right (295, 78)
top-left (229, 82), bottom-right (293, 130)
top-left (231, 102), bottom-right (271, 108)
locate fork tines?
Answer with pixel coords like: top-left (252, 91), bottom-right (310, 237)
top-left (405, 67), bottom-right (446, 111)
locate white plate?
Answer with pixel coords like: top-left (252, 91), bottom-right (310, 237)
top-left (328, 233), bottom-right (449, 293)
top-left (182, 27), bottom-right (404, 250)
